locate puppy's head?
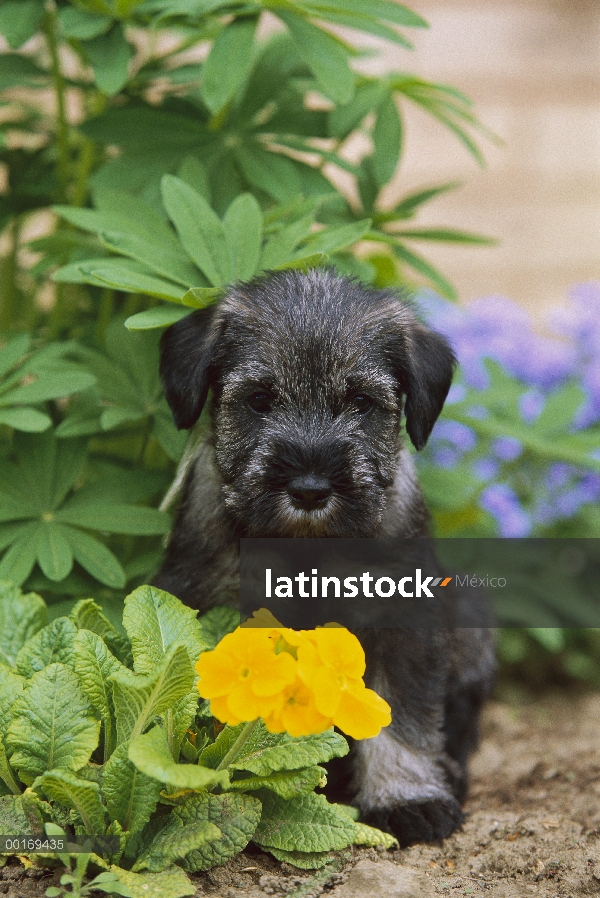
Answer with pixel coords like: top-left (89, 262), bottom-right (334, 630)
top-left (160, 269), bottom-right (455, 536)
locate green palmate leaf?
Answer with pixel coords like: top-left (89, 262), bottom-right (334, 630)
top-left (391, 239), bottom-right (457, 300)
top-left (124, 307), bottom-right (191, 331)
top-left (0, 523), bottom-right (39, 586)
top-left (301, 219), bottom-right (371, 255)
top-left (303, 0), bottom-right (428, 28)
top-left (69, 599), bottom-right (131, 666)
top-left (163, 792), bottom-right (261, 873)
top-left (103, 742), bottom-right (162, 835)
top-left (203, 724), bottom-right (349, 776)
top-left (61, 525), bottom-right (126, 589)
top-left (181, 287), bottom-right (223, 308)
top-left (15, 616), bottom-right (77, 678)
top-left (57, 260), bottom-right (188, 303)
top-left (110, 643), bottom-right (196, 745)
top-left (223, 194), bottom-right (263, 282)
top-left (35, 769), bottom-right (106, 835)
top-left (109, 866), bottom-right (195, 898)
top-left (72, 629), bottom-right (123, 754)
top-left (99, 231), bottom-right (200, 289)
top-left (329, 80), bottom-right (388, 138)
top-left (129, 727), bottom-right (228, 793)
top-left (236, 147), bottom-right (304, 205)
top-left (0, 407), bottom-right (51, 432)
top-left (275, 11), bottom-right (354, 104)
top-left (58, 6), bottom-right (112, 40)
top-left (6, 663), bottom-right (100, 786)
top-left (161, 176), bottom-right (232, 287)
top-left (263, 847), bottom-right (334, 869)
top-left (229, 766), bottom-right (326, 799)
top-left (56, 502), bottom-right (170, 536)
top-left (0, 54), bottom-right (46, 89)
top-left (0, 583), bottom-right (47, 667)
top-left (0, 333), bottom-right (30, 378)
top-left (35, 523), bottom-right (74, 582)
top-left (392, 227), bottom-right (494, 244)
top-left (371, 94), bottom-right (402, 186)
top-left (0, 0), bottom-right (44, 49)
top-left (0, 667), bottom-right (25, 737)
top-left (254, 792), bottom-right (356, 853)
top-left (1, 364), bottom-right (96, 407)
top-left (122, 585), bottom-right (207, 676)
top-left (202, 17), bottom-right (258, 114)
top-left (82, 24), bottom-right (134, 96)
top-left (259, 215), bottom-right (315, 270)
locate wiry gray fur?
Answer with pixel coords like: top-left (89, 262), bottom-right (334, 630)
top-left (154, 269), bottom-right (495, 847)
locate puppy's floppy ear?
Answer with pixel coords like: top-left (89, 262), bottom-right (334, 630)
top-left (399, 324), bottom-right (456, 451)
top-left (159, 306), bottom-right (221, 430)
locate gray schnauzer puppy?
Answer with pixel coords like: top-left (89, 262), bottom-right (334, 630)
top-left (154, 268), bottom-right (495, 847)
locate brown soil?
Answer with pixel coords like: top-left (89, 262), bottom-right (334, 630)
top-left (3, 692), bottom-right (600, 898)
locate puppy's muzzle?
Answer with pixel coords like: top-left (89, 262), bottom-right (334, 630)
top-left (287, 473), bottom-right (333, 511)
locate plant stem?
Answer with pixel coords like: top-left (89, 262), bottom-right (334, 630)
top-left (0, 216), bottom-right (21, 331)
top-left (216, 719), bottom-right (259, 771)
top-left (44, 2), bottom-right (70, 202)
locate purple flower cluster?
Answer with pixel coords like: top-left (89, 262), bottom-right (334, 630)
top-left (416, 283), bottom-right (600, 535)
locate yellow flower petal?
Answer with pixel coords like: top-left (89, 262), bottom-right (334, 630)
top-left (209, 694), bottom-right (242, 726)
top-left (313, 628), bottom-right (365, 679)
top-left (333, 680), bottom-right (392, 740)
top-left (275, 677), bottom-right (332, 737)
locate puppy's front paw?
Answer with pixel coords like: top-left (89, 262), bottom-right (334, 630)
top-left (362, 796), bottom-right (463, 847)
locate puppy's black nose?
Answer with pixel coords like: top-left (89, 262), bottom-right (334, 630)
top-left (287, 474), bottom-right (332, 510)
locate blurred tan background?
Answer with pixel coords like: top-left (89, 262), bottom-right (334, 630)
top-left (360, 0), bottom-right (600, 315)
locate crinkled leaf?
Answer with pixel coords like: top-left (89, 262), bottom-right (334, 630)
top-left (0, 583), bottom-right (47, 667)
top-left (15, 617), bottom-right (77, 678)
top-left (197, 606), bottom-right (240, 651)
top-left (171, 792), bottom-right (261, 872)
top-left (128, 726), bottom-right (228, 792)
top-left (103, 742), bottom-right (162, 836)
top-left (351, 820), bottom-right (398, 849)
top-left (109, 865), bottom-right (195, 898)
top-left (0, 667), bottom-right (25, 737)
top-left (0, 737), bottom-right (21, 794)
top-left (203, 723), bottom-right (348, 775)
top-left (0, 795), bottom-right (32, 836)
top-left (263, 846), bottom-right (334, 869)
top-left (230, 766), bottom-right (325, 799)
top-left (133, 816), bottom-right (221, 874)
top-left (122, 585), bottom-right (207, 676)
top-left (69, 599), bottom-right (131, 666)
top-left (72, 628), bottom-right (122, 750)
top-left (6, 663), bottom-right (100, 786)
top-left (110, 644), bottom-right (195, 745)
top-left (254, 792), bottom-right (356, 852)
top-left (35, 769), bottom-right (106, 835)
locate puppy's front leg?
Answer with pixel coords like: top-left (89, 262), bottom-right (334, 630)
top-left (353, 629), bottom-right (463, 846)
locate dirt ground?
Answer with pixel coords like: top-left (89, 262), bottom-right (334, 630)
top-left (3, 692), bottom-right (600, 898)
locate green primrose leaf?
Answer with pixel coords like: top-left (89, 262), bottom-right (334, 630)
top-left (0, 667), bottom-right (25, 738)
top-left (110, 644), bottom-right (195, 745)
top-left (34, 769), bottom-right (106, 835)
top-left (261, 846), bottom-right (334, 869)
top-left (6, 663), bottom-right (100, 785)
top-left (70, 599), bottom-right (132, 666)
top-left (103, 741), bottom-right (162, 836)
top-left (254, 791), bottom-right (356, 853)
top-left (197, 607), bottom-right (240, 651)
top-left (15, 616), bottom-right (77, 678)
top-left (122, 585), bottom-right (207, 675)
top-left (108, 866), bottom-right (195, 898)
top-left (72, 628), bottom-right (123, 754)
top-left (128, 727), bottom-right (229, 792)
top-left (229, 766), bottom-right (326, 799)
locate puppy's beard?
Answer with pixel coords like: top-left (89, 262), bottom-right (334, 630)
top-left (222, 486), bottom-right (385, 537)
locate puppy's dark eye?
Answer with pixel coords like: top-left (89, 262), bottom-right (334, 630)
top-left (246, 391), bottom-right (272, 414)
top-left (351, 394), bottom-right (374, 414)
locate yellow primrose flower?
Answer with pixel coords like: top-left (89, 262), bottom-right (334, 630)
top-left (264, 676), bottom-right (333, 738)
top-left (195, 627), bottom-right (296, 722)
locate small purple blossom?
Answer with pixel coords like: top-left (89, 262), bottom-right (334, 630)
top-left (492, 437), bottom-right (523, 462)
top-left (519, 389), bottom-right (545, 423)
top-left (480, 484), bottom-right (532, 537)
